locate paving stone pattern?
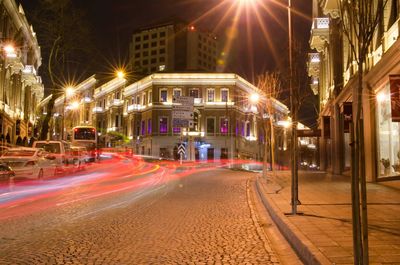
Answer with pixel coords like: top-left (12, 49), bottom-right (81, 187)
top-left (0, 169), bottom-right (280, 264)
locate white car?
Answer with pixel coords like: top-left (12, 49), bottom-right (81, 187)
top-left (0, 148), bottom-right (57, 179)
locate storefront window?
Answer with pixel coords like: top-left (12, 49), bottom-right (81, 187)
top-left (377, 84), bottom-right (400, 176)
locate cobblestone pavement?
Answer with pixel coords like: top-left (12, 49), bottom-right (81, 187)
top-left (0, 167), bottom-right (280, 264)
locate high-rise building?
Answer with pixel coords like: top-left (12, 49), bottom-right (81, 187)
top-left (129, 19), bottom-right (219, 75)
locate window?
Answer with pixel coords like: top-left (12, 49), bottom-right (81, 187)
top-left (160, 48), bottom-right (166, 54)
top-left (143, 59), bottom-right (148, 65)
top-left (160, 89), bottom-right (168, 102)
top-left (220, 118), bottom-right (229, 134)
top-left (207, 117), bottom-right (215, 134)
top-left (173, 127), bottom-right (181, 134)
top-left (189, 89), bottom-right (199, 98)
top-left (115, 115), bottom-right (119, 127)
top-left (136, 96), bottom-right (140, 105)
top-left (160, 40), bottom-right (166, 45)
top-left (173, 88), bottom-right (181, 99)
top-left (160, 31), bottom-right (166, 37)
top-left (241, 121), bottom-right (245, 136)
top-left (135, 52), bottom-right (140, 58)
top-left (143, 51), bottom-right (148, 57)
top-left (159, 117), bottom-right (168, 134)
top-left (207, 89), bottom-right (215, 102)
top-left (151, 42), bottom-right (157, 47)
top-left (246, 121), bottom-right (251, 137)
top-left (159, 57), bottom-right (165, 62)
top-left (142, 94), bottom-right (146, 105)
top-left (221, 89), bottom-right (229, 102)
top-left (141, 120), bottom-right (146, 135)
top-left (151, 50), bottom-right (157, 55)
top-left (147, 119), bottom-right (152, 134)
top-left (131, 97), bottom-right (135, 105)
top-left (151, 33), bottom-right (157, 38)
top-left (143, 43), bottom-right (149, 48)
top-left (134, 61), bottom-right (140, 66)
top-left (135, 44), bottom-right (140, 49)
top-left (115, 92), bottom-right (120, 99)
top-left (143, 35), bottom-right (149, 40)
top-left (148, 91), bottom-right (152, 103)
top-left (135, 36), bottom-right (141, 42)
top-left (151, 58), bottom-right (157, 64)
top-left (236, 120), bottom-right (239, 135)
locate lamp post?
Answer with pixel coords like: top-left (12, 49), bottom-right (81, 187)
top-left (62, 86), bottom-right (74, 141)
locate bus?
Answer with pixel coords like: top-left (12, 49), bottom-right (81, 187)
top-left (71, 126), bottom-right (98, 162)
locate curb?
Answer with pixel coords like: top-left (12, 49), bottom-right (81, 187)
top-left (255, 177), bottom-right (332, 265)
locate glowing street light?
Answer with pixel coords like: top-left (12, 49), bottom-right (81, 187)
top-left (70, 101), bottom-right (80, 110)
top-left (249, 93), bottom-right (260, 104)
top-left (65, 86), bottom-right (75, 98)
top-left (116, 70), bottom-right (125, 79)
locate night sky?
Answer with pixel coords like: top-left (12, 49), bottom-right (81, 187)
top-left (18, 0), bottom-right (315, 126)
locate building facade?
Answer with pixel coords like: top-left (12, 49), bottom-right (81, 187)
top-left (308, 0), bottom-right (400, 181)
top-left (92, 73), bottom-right (290, 162)
top-left (0, 0), bottom-right (44, 145)
top-left (129, 20), bottom-right (219, 75)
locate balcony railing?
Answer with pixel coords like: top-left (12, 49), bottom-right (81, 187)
top-left (92, 106), bottom-right (104, 113)
top-left (307, 53), bottom-right (320, 78)
top-left (384, 18), bottom-right (399, 53)
top-left (110, 99), bottom-right (123, 107)
top-left (310, 17), bottom-right (330, 52)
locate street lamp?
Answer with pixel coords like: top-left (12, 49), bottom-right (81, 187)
top-left (62, 86), bottom-right (75, 140)
top-left (249, 93), bottom-right (260, 104)
top-left (116, 70), bottom-right (125, 79)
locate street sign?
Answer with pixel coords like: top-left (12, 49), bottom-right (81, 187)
top-left (172, 96), bottom-right (194, 128)
top-left (177, 144), bottom-right (186, 155)
top-left (173, 119), bottom-right (189, 127)
top-left (172, 111), bottom-right (193, 120)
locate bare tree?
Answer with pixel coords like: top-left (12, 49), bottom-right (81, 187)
top-left (27, 0), bottom-right (95, 140)
top-left (257, 72), bottom-right (283, 177)
top-left (338, 0), bottom-right (388, 264)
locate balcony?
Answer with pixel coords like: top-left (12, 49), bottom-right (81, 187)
top-left (383, 18), bottom-right (399, 53)
top-left (310, 17), bottom-right (330, 52)
top-left (92, 106), bottom-right (104, 113)
top-left (307, 53), bottom-right (320, 78)
top-left (110, 98), bottom-right (123, 107)
top-left (310, 77), bottom-right (319, 95)
top-left (127, 104), bottom-right (143, 112)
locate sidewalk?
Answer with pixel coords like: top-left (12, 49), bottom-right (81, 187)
top-left (255, 170), bottom-right (400, 265)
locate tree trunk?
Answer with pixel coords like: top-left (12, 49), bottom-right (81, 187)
top-left (39, 96), bottom-right (56, 140)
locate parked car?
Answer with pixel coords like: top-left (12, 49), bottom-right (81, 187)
top-left (0, 163), bottom-right (15, 181)
top-left (0, 148), bottom-right (57, 179)
top-left (32, 140), bottom-right (73, 174)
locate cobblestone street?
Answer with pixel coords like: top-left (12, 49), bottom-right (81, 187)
top-left (0, 168), bottom-right (281, 264)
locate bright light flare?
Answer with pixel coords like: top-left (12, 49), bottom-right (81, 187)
top-left (70, 101), bottom-right (80, 110)
top-left (116, 70), bottom-right (125, 79)
top-left (377, 92), bottom-right (388, 103)
top-left (249, 93), bottom-right (260, 104)
top-left (65, 86), bottom-right (75, 98)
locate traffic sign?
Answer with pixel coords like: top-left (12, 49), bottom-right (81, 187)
top-left (177, 144), bottom-right (186, 155)
top-left (173, 119), bottom-right (190, 127)
top-left (172, 111), bottom-right (194, 119)
top-left (173, 96), bottom-right (194, 105)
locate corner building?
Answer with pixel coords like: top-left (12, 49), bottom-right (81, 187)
top-left (0, 0), bottom-right (44, 144)
top-left (120, 73), bottom-right (289, 161)
top-left (309, 0), bottom-right (400, 181)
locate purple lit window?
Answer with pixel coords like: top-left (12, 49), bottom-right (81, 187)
top-left (147, 119), bottom-right (152, 134)
top-left (221, 89), bottom-right (228, 102)
top-left (220, 118), bottom-right (229, 134)
top-left (173, 127), bottom-right (181, 134)
top-left (159, 117), bottom-right (168, 133)
top-left (241, 121), bottom-right (245, 136)
top-left (236, 120), bottom-right (239, 135)
top-left (160, 90), bottom-right (167, 102)
top-left (207, 89), bottom-right (215, 102)
top-left (246, 122), bottom-right (251, 137)
top-left (141, 120), bottom-right (145, 135)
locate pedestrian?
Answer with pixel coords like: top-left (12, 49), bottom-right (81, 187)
top-left (28, 136), bottom-right (35, 147)
top-left (6, 133), bottom-right (10, 144)
top-left (22, 136), bottom-right (28, 146)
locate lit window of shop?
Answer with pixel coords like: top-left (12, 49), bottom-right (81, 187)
top-left (173, 127), bottom-right (181, 134)
top-left (159, 117), bottom-right (168, 134)
top-left (173, 88), bottom-right (181, 98)
top-left (377, 81), bottom-right (400, 176)
top-left (189, 89), bottom-right (199, 98)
